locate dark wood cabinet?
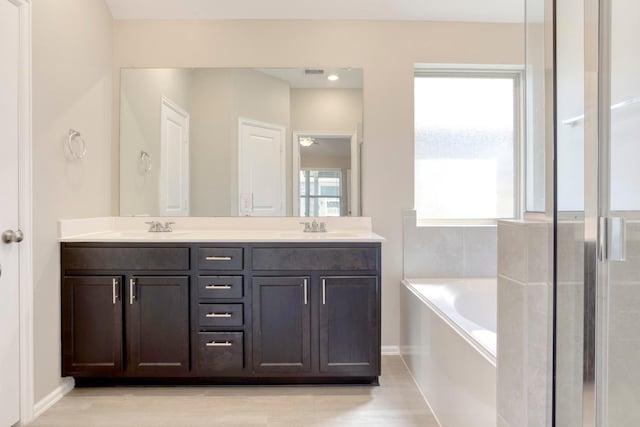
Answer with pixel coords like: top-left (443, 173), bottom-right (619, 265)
top-left (62, 276), bottom-right (123, 376)
top-left (61, 241), bottom-right (381, 383)
top-left (127, 276), bottom-right (190, 375)
top-left (252, 276), bottom-right (311, 373)
top-left (319, 276), bottom-right (379, 375)
top-left (62, 275), bottom-right (189, 377)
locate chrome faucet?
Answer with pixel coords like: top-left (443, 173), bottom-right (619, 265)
top-left (300, 219), bottom-right (327, 233)
top-left (145, 221), bottom-right (174, 232)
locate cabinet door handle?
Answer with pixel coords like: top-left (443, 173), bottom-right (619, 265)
top-left (303, 278), bottom-right (308, 305)
top-left (322, 278), bottom-right (326, 305)
top-left (206, 256), bottom-right (232, 261)
top-left (205, 284), bottom-right (232, 290)
top-left (206, 341), bottom-right (232, 347)
top-left (112, 278), bottom-right (118, 304)
top-left (206, 312), bottom-right (232, 318)
top-left (129, 278), bottom-right (136, 305)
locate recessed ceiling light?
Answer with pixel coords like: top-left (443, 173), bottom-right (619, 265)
top-left (327, 74), bottom-right (339, 82)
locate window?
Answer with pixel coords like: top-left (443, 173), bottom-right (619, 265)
top-left (299, 169), bottom-right (342, 217)
top-left (414, 72), bottom-right (520, 221)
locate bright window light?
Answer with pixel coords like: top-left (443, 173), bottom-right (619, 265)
top-left (414, 74), bottom-right (518, 220)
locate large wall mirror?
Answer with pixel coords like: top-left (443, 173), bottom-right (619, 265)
top-left (119, 67), bottom-right (363, 217)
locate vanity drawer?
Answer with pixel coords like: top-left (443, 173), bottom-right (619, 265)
top-left (198, 248), bottom-right (244, 270)
top-left (198, 332), bottom-right (244, 372)
top-left (198, 276), bottom-right (243, 299)
top-left (252, 247), bottom-right (378, 271)
top-left (62, 247), bottom-right (190, 272)
top-left (198, 304), bottom-right (243, 327)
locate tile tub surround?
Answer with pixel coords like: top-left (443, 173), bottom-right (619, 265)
top-left (400, 279), bottom-right (496, 427)
top-left (58, 217), bottom-right (384, 242)
top-left (402, 210), bottom-right (497, 278)
top-left (497, 219), bottom-right (553, 427)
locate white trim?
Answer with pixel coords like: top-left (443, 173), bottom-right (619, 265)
top-left (12, 0), bottom-right (34, 424)
top-left (292, 130), bottom-right (357, 216)
top-left (159, 96), bottom-right (190, 216)
top-left (31, 378), bottom-right (75, 422)
top-left (381, 345), bottom-right (400, 355)
top-left (238, 117), bottom-right (286, 216)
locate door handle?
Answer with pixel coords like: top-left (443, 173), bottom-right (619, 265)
top-left (607, 217), bottom-right (626, 262)
top-left (303, 278), bottom-right (308, 305)
top-left (129, 278), bottom-right (136, 304)
top-left (2, 229), bottom-right (24, 244)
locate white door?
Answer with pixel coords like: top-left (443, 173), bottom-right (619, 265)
top-left (0, 1), bottom-right (22, 425)
top-left (160, 97), bottom-right (190, 216)
top-left (239, 119), bottom-right (285, 216)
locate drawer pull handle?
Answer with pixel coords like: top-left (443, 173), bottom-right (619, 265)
top-left (206, 256), bottom-right (232, 261)
top-left (205, 284), bottom-right (232, 290)
top-left (206, 341), bottom-right (232, 347)
top-left (206, 312), bottom-right (232, 318)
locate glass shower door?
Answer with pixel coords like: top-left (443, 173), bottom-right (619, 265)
top-left (599, 0), bottom-right (640, 425)
top-left (556, 0), bottom-right (640, 426)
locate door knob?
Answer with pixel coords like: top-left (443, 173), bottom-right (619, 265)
top-left (2, 229), bottom-right (24, 244)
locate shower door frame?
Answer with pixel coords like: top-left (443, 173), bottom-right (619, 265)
top-left (581, 0), bottom-right (613, 425)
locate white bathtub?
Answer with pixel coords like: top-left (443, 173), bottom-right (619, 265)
top-left (400, 278), bottom-right (497, 427)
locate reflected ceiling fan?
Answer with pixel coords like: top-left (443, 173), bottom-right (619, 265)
top-left (299, 137), bottom-right (319, 147)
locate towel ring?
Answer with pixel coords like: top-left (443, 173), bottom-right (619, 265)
top-left (67, 129), bottom-right (86, 160)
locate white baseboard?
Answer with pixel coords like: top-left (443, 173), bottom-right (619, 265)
top-left (32, 377), bottom-right (75, 421)
top-left (381, 345), bottom-right (400, 355)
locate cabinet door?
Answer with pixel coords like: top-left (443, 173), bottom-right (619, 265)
top-left (319, 276), bottom-right (379, 375)
top-left (127, 276), bottom-right (190, 375)
top-left (253, 276), bottom-right (310, 373)
top-left (62, 276), bottom-right (123, 376)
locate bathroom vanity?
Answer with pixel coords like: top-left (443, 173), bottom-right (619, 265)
top-left (59, 218), bottom-right (383, 385)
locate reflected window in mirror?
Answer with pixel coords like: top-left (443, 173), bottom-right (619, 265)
top-left (299, 170), bottom-right (343, 217)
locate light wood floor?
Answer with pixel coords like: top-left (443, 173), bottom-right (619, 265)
top-left (28, 356), bottom-right (437, 427)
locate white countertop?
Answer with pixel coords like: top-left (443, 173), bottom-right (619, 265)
top-left (58, 217), bottom-right (385, 243)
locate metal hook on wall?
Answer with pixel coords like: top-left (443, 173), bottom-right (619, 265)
top-left (139, 150), bottom-right (152, 174)
top-left (67, 129), bottom-right (86, 160)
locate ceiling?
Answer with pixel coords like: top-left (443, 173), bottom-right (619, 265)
top-left (104, 0), bottom-right (525, 23)
top-left (256, 68), bottom-right (363, 89)
top-left (300, 137), bottom-right (352, 159)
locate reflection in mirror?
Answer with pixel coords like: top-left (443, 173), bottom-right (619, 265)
top-left (524, 0), bottom-right (547, 212)
top-left (119, 68), bottom-right (363, 217)
top-left (294, 133), bottom-right (357, 217)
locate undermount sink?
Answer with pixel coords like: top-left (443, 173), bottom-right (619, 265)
top-left (277, 231), bottom-right (363, 238)
top-left (99, 231), bottom-right (192, 238)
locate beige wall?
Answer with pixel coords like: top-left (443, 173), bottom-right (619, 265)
top-left (111, 20), bottom-right (524, 350)
top-left (32, 0), bottom-right (113, 401)
top-left (190, 69), bottom-right (235, 216)
top-left (291, 88), bottom-right (363, 133)
top-left (120, 68), bottom-right (193, 216)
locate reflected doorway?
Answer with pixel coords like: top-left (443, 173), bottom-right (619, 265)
top-left (292, 132), bottom-right (359, 216)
